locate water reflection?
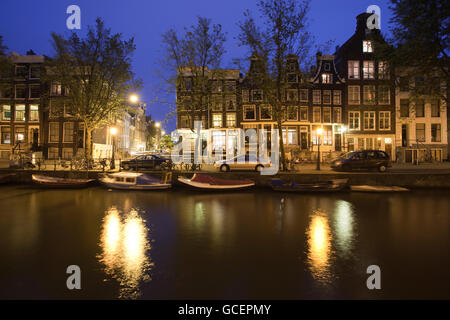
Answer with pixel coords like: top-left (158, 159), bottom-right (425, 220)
top-left (306, 210), bottom-right (333, 284)
top-left (98, 206), bottom-right (152, 299)
top-left (333, 200), bottom-right (355, 259)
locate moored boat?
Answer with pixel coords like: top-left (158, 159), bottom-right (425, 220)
top-left (32, 174), bottom-right (95, 188)
top-left (350, 185), bottom-right (409, 192)
top-left (271, 178), bottom-right (349, 192)
top-left (177, 173), bottom-right (255, 190)
top-left (100, 172), bottom-right (172, 190)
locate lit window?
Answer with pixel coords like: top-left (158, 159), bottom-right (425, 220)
top-left (349, 111), bottom-right (360, 130)
top-left (226, 113), bottom-right (236, 127)
top-left (363, 61), bottom-right (375, 79)
top-left (378, 61), bottom-right (389, 79)
top-left (212, 114), bottom-right (222, 128)
top-left (321, 73), bottom-right (332, 84)
top-left (363, 111), bottom-right (376, 130)
top-left (363, 40), bottom-right (373, 53)
top-left (30, 105), bottom-right (39, 121)
top-left (15, 105), bottom-right (26, 121)
top-left (379, 111), bottom-right (390, 130)
top-left (348, 61), bottom-right (360, 79)
top-left (1, 105), bottom-right (11, 121)
top-left (363, 85), bottom-right (376, 104)
top-left (1, 126), bottom-right (11, 144)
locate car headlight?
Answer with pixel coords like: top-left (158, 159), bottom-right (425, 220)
top-left (334, 160), bottom-right (342, 166)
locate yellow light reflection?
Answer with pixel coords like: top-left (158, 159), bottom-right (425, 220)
top-left (306, 211), bottom-right (333, 284)
top-left (99, 207), bottom-right (152, 299)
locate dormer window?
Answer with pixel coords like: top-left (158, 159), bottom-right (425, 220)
top-left (363, 40), bottom-right (373, 53)
top-left (321, 73), bottom-right (332, 84)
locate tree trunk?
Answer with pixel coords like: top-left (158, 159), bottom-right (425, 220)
top-left (85, 128), bottom-right (93, 160)
top-left (277, 120), bottom-right (287, 171)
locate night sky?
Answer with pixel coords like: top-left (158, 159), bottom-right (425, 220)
top-left (0, 0), bottom-right (393, 132)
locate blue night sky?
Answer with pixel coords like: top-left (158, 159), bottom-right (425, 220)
top-left (0, 0), bottom-right (393, 132)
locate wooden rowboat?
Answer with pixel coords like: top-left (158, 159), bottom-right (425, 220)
top-left (271, 178), bottom-right (349, 192)
top-left (350, 185), bottom-right (409, 192)
top-left (32, 174), bottom-right (95, 188)
top-left (178, 173), bottom-right (255, 190)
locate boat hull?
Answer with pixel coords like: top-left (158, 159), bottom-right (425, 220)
top-left (100, 180), bottom-right (171, 190)
top-left (350, 185), bottom-right (409, 192)
top-left (178, 177), bottom-right (255, 191)
top-left (271, 179), bottom-right (349, 193)
top-left (32, 174), bottom-right (95, 188)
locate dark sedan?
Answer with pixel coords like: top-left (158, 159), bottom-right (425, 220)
top-left (120, 154), bottom-right (172, 171)
top-left (331, 150), bottom-right (392, 172)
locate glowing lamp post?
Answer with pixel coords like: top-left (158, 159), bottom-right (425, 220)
top-left (316, 127), bottom-right (323, 171)
top-left (129, 94), bottom-right (139, 104)
top-left (110, 127), bottom-right (117, 170)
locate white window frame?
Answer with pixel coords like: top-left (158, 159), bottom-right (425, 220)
top-left (379, 111), bottom-right (391, 131)
top-left (348, 61), bottom-right (360, 79)
top-left (363, 40), bottom-right (373, 53)
top-left (312, 90), bottom-right (321, 104)
top-left (349, 111), bottom-right (360, 130)
top-left (243, 105), bottom-right (256, 120)
top-left (259, 105), bottom-right (272, 120)
top-left (348, 86), bottom-right (360, 105)
top-left (363, 61), bottom-right (375, 79)
top-left (363, 111), bottom-right (376, 131)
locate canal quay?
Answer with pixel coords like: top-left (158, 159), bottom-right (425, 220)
top-left (0, 166), bottom-right (449, 300)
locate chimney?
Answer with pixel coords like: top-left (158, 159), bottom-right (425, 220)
top-left (356, 13), bottom-right (372, 33)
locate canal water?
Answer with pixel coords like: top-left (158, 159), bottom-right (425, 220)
top-left (0, 185), bottom-right (449, 299)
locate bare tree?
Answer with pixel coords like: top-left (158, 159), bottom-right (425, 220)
top-left (46, 18), bottom-right (141, 158)
top-left (160, 17), bottom-right (227, 131)
top-left (238, 0), bottom-right (314, 171)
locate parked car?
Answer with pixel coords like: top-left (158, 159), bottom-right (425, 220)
top-left (120, 154), bottom-right (172, 171)
top-left (331, 150), bottom-right (392, 172)
top-left (214, 155), bottom-right (271, 172)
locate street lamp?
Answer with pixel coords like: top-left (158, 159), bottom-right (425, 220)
top-left (110, 127), bottom-right (117, 170)
top-left (129, 94), bottom-right (139, 104)
top-left (316, 127), bottom-right (323, 171)
top-left (155, 122), bottom-right (161, 128)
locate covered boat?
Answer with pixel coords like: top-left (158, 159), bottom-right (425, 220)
top-left (32, 174), bottom-right (95, 188)
top-left (350, 185), bottom-right (409, 192)
top-left (178, 173), bottom-right (255, 190)
top-left (100, 172), bottom-right (172, 190)
top-left (271, 178), bottom-right (349, 192)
